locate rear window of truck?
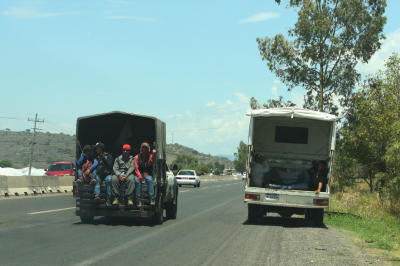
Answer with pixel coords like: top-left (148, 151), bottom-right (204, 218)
top-left (275, 126), bottom-right (308, 144)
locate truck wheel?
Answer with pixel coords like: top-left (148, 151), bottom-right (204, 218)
top-left (80, 216), bottom-right (94, 224)
top-left (152, 193), bottom-right (164, 225)
top-left (166, 191), bottom-right (177, 219)
top-left (248, 204), bottom-right (258, 224)
top-left (313, 209), bottom-right (324, 226)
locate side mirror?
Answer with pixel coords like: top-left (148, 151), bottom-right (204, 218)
top-left (44, 168), bottom-right (48, 171)
top-left (170, 164), bottom-right (178, 171)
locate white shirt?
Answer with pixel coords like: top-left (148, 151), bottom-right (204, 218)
top-left (251, 161), bottom-right (270, 187)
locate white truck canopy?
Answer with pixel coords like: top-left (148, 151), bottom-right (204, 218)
top-left (246, 108), bottom-right (337, 162)
top-left (246, 107), bottom-right (337, 121)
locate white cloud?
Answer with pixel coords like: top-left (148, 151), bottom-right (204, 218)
top-left (3, 7), bottom-right (80, 19)
top-left (166, 115), bottom-right (182, 119)
top-left (358, 29), bottom-right (400, 74)
top-left (211, 119), bottom-right (222, 126)
top-left (186, 111), bottom-right (193, 118)
top-left (271, 86), bottom-right (278, 96)
top-left (291, 90), bottom-right (304, 107)
top-left (273, 79), bottom-right (280, 85)
top-left (105, 15), bottom-right (155, 22)
top-left (166, 92), bottom-right (251, 155)
top-left (238, 12), bottom-right (280, 23)
top-left (234, 92), bottom-right (249, 104)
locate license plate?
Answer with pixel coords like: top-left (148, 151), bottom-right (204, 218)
top-left (265, 194), bottom-right (279, 200)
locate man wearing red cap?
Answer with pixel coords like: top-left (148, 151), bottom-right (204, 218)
top-left (111, 144), bottom-right (135, 205)
top-left (134, 142), bottom-right (157, 206)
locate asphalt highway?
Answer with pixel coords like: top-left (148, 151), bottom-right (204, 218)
top-left (0, 180), bottom-right (383, 266)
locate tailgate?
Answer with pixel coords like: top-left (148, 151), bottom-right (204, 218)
top-left (244, 187), bottom-right (329, 209)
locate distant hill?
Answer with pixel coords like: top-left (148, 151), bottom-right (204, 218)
top-left (217, 154), bottom-right (235, 161)
top-left (0, 130), bottom-right (234, 169)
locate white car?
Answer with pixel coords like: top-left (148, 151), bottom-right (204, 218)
top-left (242, 172), bottom-right (246, 180)
top-left (176, 170), bottom-right (200, 187)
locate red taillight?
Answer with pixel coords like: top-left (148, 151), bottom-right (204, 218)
top-left (245, 194), bottom-right (260, 200)
top-left (313, 199), bottom-right (329, 206)
top-left (74, 190), bottom-right (79, 194)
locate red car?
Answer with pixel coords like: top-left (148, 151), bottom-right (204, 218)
top-left (45, 161), bottom-right (76, 176)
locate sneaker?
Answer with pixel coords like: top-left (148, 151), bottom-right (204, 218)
top-left (105, 199), bottom-right (112, 207)
top-left (269, 184), bottom-right (276, 189)
top-left (77, 179), bottom-right (84, 185)
top-left (94, 194), bottom-right (100, 203)
top-left (90, 178), bottom-right (96, 185)
top-left (112, 198), bottom-right (119, 205)
top-left (136, 199), bottom-right (142, 208)
top-left (150, 198), bottom-right (155, 205)
top-left (127, 198), bottom-right (134, 206)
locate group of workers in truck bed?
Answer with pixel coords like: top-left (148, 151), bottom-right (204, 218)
top-left (250, 154), bottom-right (328, 193)
top-left (76, 141), bottom-right (156, 207)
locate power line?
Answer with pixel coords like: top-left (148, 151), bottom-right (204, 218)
top-left (0, 116), bottom-right (28, 120)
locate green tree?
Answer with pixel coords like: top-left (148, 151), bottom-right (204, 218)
top-left (257, 0), bottom-right (387, 113)
top-left (173, 154), bottom-right (199, 169)
top-left (214, 161), bottom-right (225, 175)
top-left (196, 164), bottom-right (209, 175)
top-left (250, 96), bottom-right (295, 110)
top-left (233, 140), bottom-right (247, 173)
top-left (0, 160), bottom-right (13, 168)
top-left (340, 53), bottom-right (400, 194)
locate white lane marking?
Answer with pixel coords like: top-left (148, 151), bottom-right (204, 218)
top-left (180, 190), bottom-right (190, 193)
top-left (216, 185), bottom-right (221, 187)
top-left (28, 207), bottom-right (75, 215)
top-left (226, 184), bottom-right (230, 186)
top-left (75, 195), bottom-right (243, 266)
top-left (201, 187), bottom-right (208, 189)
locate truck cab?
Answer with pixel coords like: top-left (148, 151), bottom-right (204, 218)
top-left (244, 107), bottom-right (336, 226)
top-left (73, 111), bottom-right (178, 224)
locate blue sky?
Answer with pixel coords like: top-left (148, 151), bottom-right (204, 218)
top-left (1, 0), bottom-right (400, 157)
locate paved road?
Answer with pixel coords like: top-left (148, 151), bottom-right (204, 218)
top-left (0, 180), bottom-right (384, 266)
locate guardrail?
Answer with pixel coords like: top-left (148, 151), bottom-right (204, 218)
top-left (0, 176), bottom-right (75, 197)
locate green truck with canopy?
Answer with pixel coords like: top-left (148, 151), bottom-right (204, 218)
top-left (73, 111), bottom-right (178, 224)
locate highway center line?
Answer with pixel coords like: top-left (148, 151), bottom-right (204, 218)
top-left (179, 190), bottom-right (190, 193)
top-left (28, 207), bottom-right (75, 215)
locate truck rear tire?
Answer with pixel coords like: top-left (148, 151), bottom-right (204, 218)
top-left (313, 209), bottom-right (324, 226)
top-left (248, 204), bottom-right (258, 224)
top-left (152, 193), bottom-right (164, 225)
top-left (166, 192), bottom-right (177, 219)
top-left (80, 216), bottom-right (94, 224)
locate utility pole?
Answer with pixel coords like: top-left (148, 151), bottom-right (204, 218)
top-left (28, 114), bottom-right (44, 176)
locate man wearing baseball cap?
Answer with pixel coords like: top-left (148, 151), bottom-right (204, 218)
top-left (134, 142), bottom-right (157, 206)
top-left (93, 142), bottom-right (113, 206)
top-left (111, 144), bottom-right (135, 205)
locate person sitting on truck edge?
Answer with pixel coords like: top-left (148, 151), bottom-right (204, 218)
top-left (251, 154), bottom-right (271, 187)
top-left (310, 160), bottom-right (328, 194)
top-left (308, 159), bottom-right (319, 180)
top-left (93, 142), bottom-right (113, 206)
top-left (111, 144), bottom-right (135, 206)
top-left (268, 167), bottom-right (310, 190)
top-left (76, 145), bottom-right (98, 185)
top-left (134, 142), bottom-right (157, 207)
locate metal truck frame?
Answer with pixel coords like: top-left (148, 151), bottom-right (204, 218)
top-left (73, 111), bottom-right (178, 224)
top-left (244, 107), bottom-right (337, 226)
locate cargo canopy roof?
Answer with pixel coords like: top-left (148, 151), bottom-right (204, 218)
top-left (247, 107), bottom-right (337, 122)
